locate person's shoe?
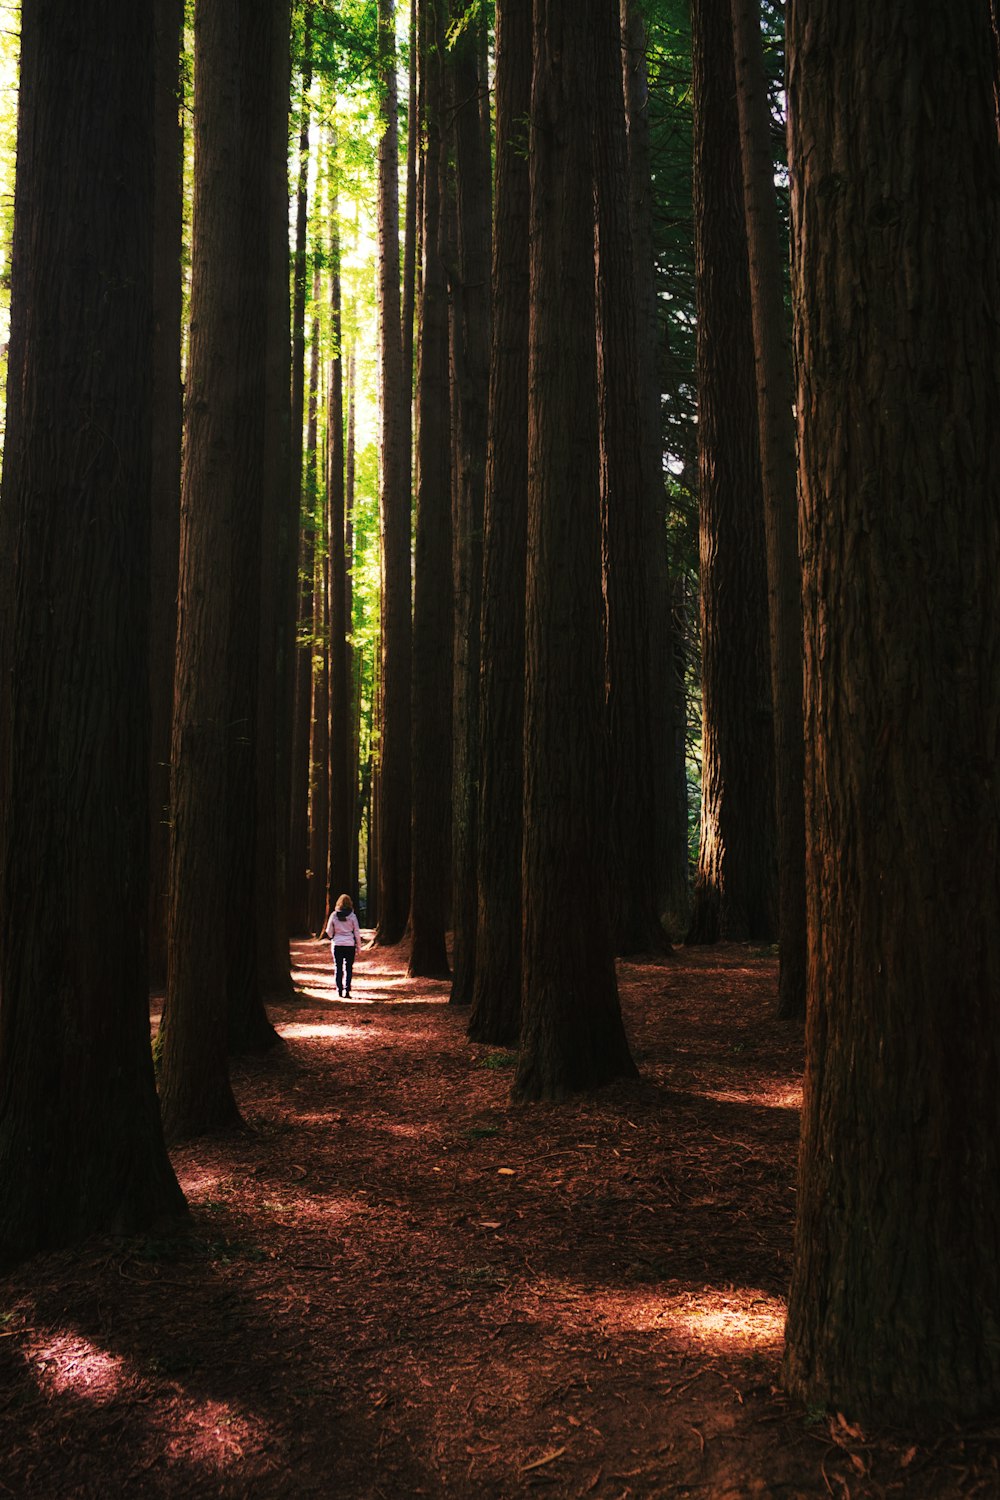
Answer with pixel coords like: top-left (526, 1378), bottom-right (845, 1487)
top-left (337, 985), bottom-right (343, 996)
top-left (344, 990), bottom-right (351, 998)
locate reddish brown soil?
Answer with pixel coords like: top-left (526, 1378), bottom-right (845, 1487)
top-left (1, 940), bottom-right (998, 1497)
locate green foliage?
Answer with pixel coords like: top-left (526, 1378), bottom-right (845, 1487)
top-left (477, 1052), bottom-right (517, 1071)
top-left (302, 0), bottom-right (380, 92)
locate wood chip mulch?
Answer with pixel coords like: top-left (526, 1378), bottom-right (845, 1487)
top-left (2, 938), bottom-right (998, 1497)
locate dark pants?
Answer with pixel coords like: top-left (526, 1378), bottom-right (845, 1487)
top-left (334, 944), bottom-right (356, 994)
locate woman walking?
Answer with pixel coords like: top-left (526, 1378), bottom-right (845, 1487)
top-left (324, 895), bottom-right (362, 997)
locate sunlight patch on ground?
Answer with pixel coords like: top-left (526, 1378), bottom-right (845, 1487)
top-left (279, 1021), bottom-right (375, 1041)
top-left (695, 1084), bottom-right (801, 1111)
top-left (28, 1333), bottom-right (131, 1404)
top-left (658, 1291), bottom-right (786, 1349)
top-left (254, 1192), bottom-right (366, 1230)
top-left (158, 1396), bottom-right (269, 1473)
top-left (537, 1284), bottom-right (786, 1354)
top-left (174, 1168), bottom-right (227, 1196)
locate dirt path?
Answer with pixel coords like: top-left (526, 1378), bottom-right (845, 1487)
top-left (1, 940), bottom-right (997, 1496)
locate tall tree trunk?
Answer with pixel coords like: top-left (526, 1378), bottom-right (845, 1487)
top-left (783, 0), bottom-right (1000, 1421)
top-left (686, 0), bottom-right (776, 946)
top-left (621, 0), bottom-right (690, 937)
top-left (225, 0), bottom-right (280, 1056)
top-left (449, 14), bottom-right (492, 1005)
top-left (149, 0), bottom-right (185, 988)
top-left (408, 0), bottom-right (454, 980)
top-left (160, 0), bottom-right (280, 1136)
top-left (730, 0), bottom-right (806, 1017)
top-left (160, 0), bottom-right (246, 1137)
top-left (328, 203), bottom-right (353, 908)
top-left (468, 0), bottom-right (532, 1046)
top-left (287, 15), bottom-right (315, 937)
top-left (345, 351), bottom-right (361, 902)
top-left (258, 0), bottom-right (295, 1001)
top-left (513, 0), bottom-right (638, 1101)
top-left (595, 0), bottom-right (666, 957)
top-left (306, 280), bottom-right (329, 938)
top-left (224, 0), bottom-right (280, 1056)
top-left (0, 0), bottom-right (187, 1263)
top-left (375, 0), bottom-right (413, 944)
top-left (402, 0), bottom-right (419, 411)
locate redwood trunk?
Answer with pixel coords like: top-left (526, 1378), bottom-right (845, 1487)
top-left (595, 0), bottom-right (666, 956)
top-left (375, 0), bottom-right (413, 944)
top-left (730, 0), bottom-right (806, 1017)
top-left (622, 0), bottom-right (690, 936)
top-left (328, 210), bottom-right (353, 908)
top-left (287, 24), bottom-right (315, 938)
top-left (783, 0), bottom-right (1000, 1419)
top-left (0, 0), bottom-right (186, 1261)
top-left (449, 12), bottom-right (492, 1005)
top-left (160, 0), bottom-right (281, 1135)
top-left (468, 0), bottom-right (532, 1046)
top-left (149, 0), bottom-right (184, 987)
top-left (686, 0), bottom-right (776, 946)
top-left (513, 0), bottom-right (637, 1101)
top-left (307, 284), bottom-right (330, 938)
top-left (408, 0), bottom-right (453, 980)
top-left (257, 0), bottom-right (295, 1001)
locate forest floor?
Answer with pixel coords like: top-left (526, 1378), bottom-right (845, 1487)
top-left (2, 940), bottom-right (999, 1499)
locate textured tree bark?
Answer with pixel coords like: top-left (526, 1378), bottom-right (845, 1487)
top-left (257, 0), bottom-right (296, 1002)
top-left (621, 0), bottom-right (691, 937)
top-left (729, 0), bottom-right (806, 1017)
top-left (783, 0), bottom-right (1000, 1419)
top-left (991, 0), bottom-right (1000, 137)
top-left (148, 0), bottom-right (184, 988)
top-left (402, 0), bottom-right (418, 413)
top-left (306, 278), bottom-right (330, 939)
top-left (375, 0), bottom-right (413, 945)
top-left (287, 18), bottom-right (315, 938)
top-left (468, 0), bottom-right (532, 1046)
top-left (160, 0), bottom-right (246, 1136)
top-left (686, 0), bottom-right (776, 946)
top-left (345, 354), bottom-right (361, 902)
top-left (161, 0), bottom-right (282, 1131)
top-left (595, 0), bottom-right (667, 957)
top-left (327, 207), bottom-right (354, 911)
top-left (513, 0), bottom-right (638, 1102)
top-left (408, 0), bottom-right (454, 980)
top-left (0, 0), bottom-right (187, 1263)
top-left (225, 0), bottom-right (280, 1056)
top-left (449, 11), bottom-right (492, 1006)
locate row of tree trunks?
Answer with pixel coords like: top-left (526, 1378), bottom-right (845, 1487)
top-left (0, 0), bottom-right (187, 1262)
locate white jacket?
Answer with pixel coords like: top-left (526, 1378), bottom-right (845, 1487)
top-left (325, 909), bottom-right (361, 947)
